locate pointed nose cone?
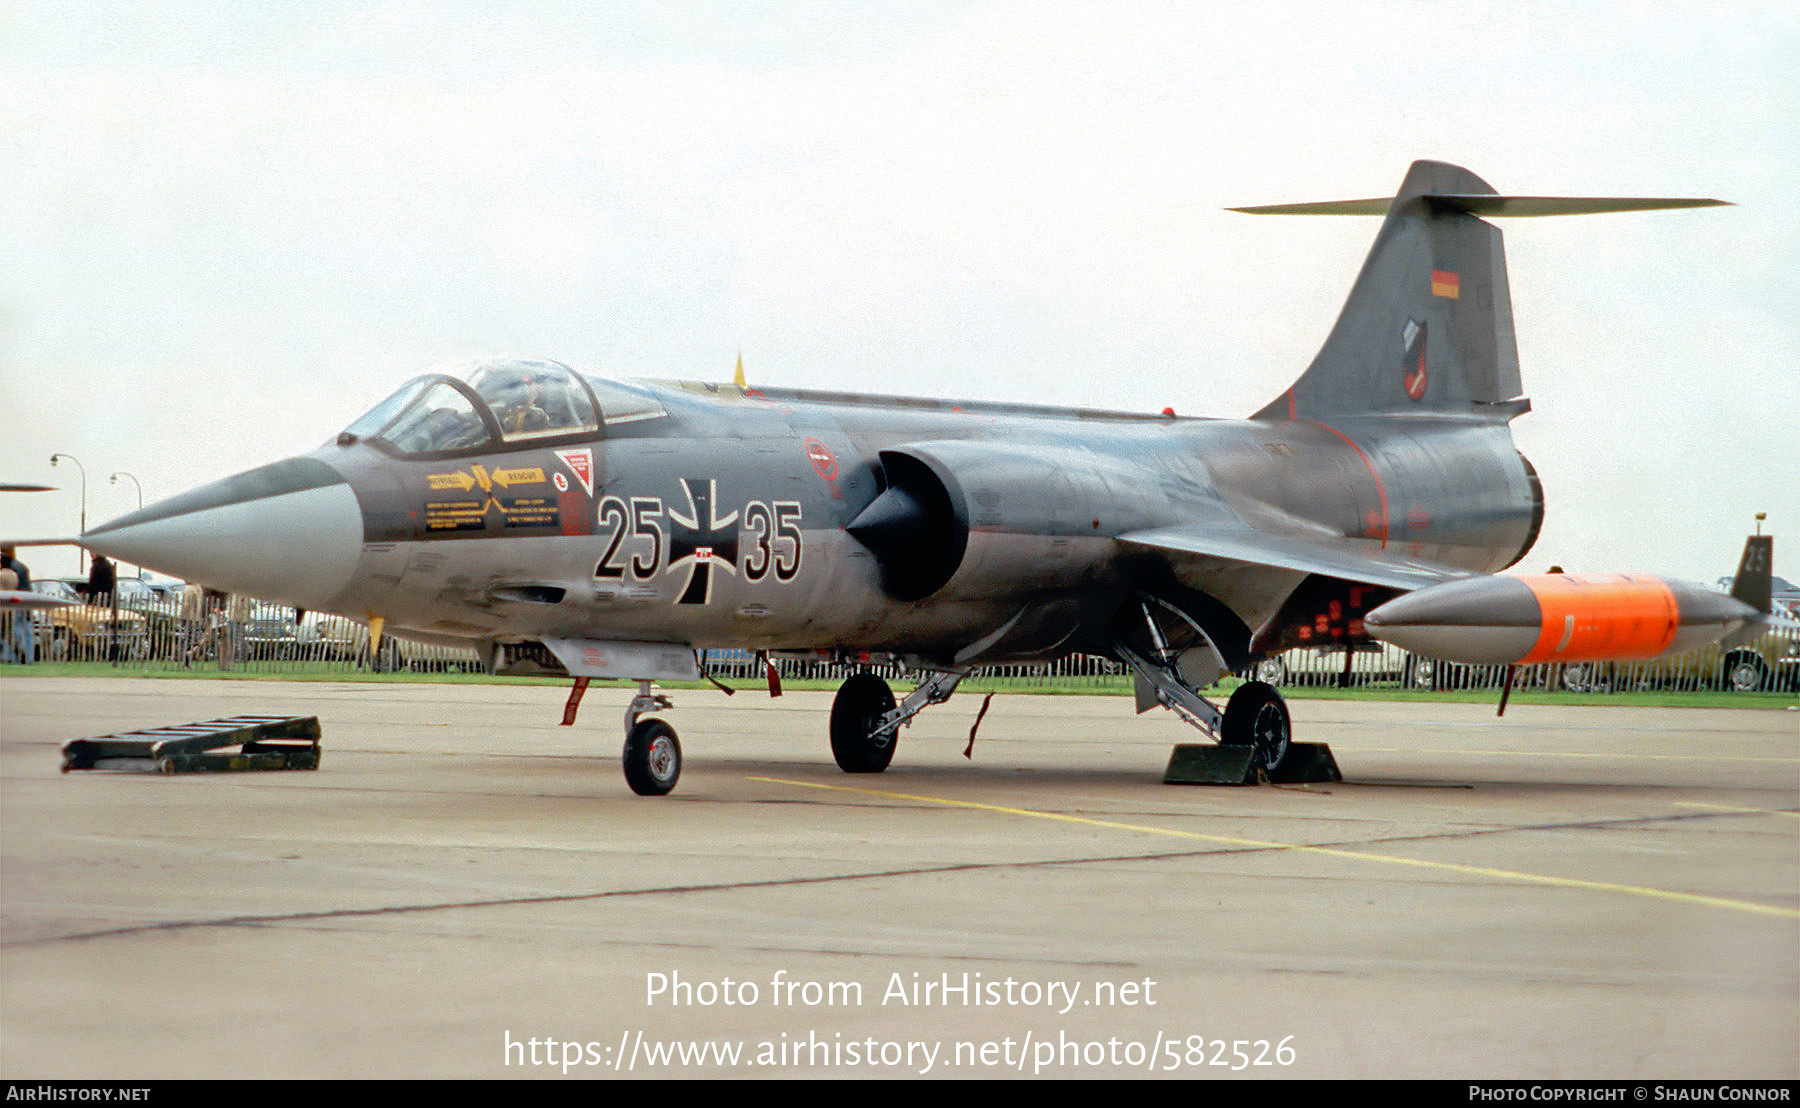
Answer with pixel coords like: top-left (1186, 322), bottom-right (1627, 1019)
top-left (81, 456), bottom-right (364, 610)
top-left (845, 484), bottom-right (929, 562)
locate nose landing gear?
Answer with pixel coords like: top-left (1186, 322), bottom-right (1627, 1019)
top-left (621, 680), bottom-right (681, 796)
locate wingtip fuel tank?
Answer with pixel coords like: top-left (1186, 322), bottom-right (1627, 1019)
top-left (1363, 573), bottom-right (1761, 666)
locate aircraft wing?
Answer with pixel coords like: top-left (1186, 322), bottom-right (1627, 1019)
top-left (1, 589), bottom-right (76, 611)
top-left (1117, 525), bottom-right (1470, 592)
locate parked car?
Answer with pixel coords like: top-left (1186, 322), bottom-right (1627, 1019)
top-left (1249, 644), bottom-right (1428, 688)
top-left (107, 577), bottom-right (184, 657)
top-left (1251, 644), bottom-right (1545, 691)
top-left (144, 578), bottom-right (187, 604)
top-left (339, 621), bottom-right (484, 673)
top-left (240, 603), bottom-right (361, 660)
top-left (1562, 619), bottom-right (1800, 693)
top-left (27, 579), bottom-right (151, 661)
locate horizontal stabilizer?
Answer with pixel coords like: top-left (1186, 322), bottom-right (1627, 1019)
top-left (1230, 195), bottom-right (1730, 217)
top-left (1118, 525), bottom-right (1468, 592)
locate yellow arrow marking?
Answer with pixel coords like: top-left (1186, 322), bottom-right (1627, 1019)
top-left (428, 472), bottom-right (477, 492)
top-left (490, 467), bottom-right (545, 488)
top-left (749, 776), bottom-right (1800, 920)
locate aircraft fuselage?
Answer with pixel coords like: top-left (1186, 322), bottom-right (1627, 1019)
top-left (251, 381), bottom-right (1542, 667)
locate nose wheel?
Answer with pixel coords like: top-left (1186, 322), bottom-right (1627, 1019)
top-left (623, 717), bottom-right (681, 796)
top-left (621, 680), bottom-right (681, 796)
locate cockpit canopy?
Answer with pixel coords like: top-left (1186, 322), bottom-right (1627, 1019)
top-left (342, 358), bottom-right (666, 456)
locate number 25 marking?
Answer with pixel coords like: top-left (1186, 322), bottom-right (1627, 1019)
top-left (593, 496), bottom-right (664, 580)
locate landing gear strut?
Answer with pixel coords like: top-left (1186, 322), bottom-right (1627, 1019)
top-left (829, 668), bottom-right (966, 774)
top-left (621, 680), bottom-right (681, 795)
top-left (1122, 641), bottom-right (1295, 771)
top-left (1114, 595), bottom-right (1313, 781)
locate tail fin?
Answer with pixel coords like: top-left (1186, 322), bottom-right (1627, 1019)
top-left (1243, 160), bottom-right (1728, 422)
top-left (1730, 534), bottom-right (1773, 615)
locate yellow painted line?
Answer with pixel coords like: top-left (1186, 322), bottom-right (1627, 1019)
top-left (1676, 801), bottom-right (1800, 821)
top-left (750, 776), bottom-right (1800, 920)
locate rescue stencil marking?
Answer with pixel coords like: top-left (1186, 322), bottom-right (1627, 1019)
top-left (428, 465), bottom-right (545, 493)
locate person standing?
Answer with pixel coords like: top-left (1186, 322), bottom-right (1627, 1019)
top-left (0, 565), bottom-right (20, 664)
top-left (178, 582), bottom-right (205, 662)
top-left (86, 555), bottom-right (119, 659)
top-left (87, 555), bottom-right (116, 605)
top-left (185, 587), bottom-right (228, 664)
top-left (0, 547), bottom-right (34, 664)
top-left (223, 591), bottom-right (253, 670)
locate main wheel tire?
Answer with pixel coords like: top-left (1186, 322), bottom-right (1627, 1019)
top-left (623, 718), bottom-right (682, 796)
top-left (830, 672), bottom-right (898, 773)
top-left (1722, 652), bottom-right (1768, 693)
top-left (1221, 680), bottom-right (1293, 776)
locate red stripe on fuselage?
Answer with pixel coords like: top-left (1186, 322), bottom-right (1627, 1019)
top-left (1302, 418), bottom-right (1388, 550)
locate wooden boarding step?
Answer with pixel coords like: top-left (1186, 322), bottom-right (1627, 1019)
top-left (61, 715), bottom-right (322, 774)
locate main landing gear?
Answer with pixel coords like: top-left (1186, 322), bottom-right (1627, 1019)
top-left (820, 646), bottom-right (1319, 785)
top-left (1110, 591), bottom-right (1334, 783)
top-left (828, 668), bottom-right (965, 774)
top-left (1117, 639), bottom-right (1295, 776)
top-left (1218, 680), bottom-right (1292, 775)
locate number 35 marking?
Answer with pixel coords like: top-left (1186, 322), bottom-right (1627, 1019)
top-left (741, 500), bottom-right (802, 583)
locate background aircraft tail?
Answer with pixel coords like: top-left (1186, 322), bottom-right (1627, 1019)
top-left (1729, 533), bottom-right (1773, 616)
top-left (1243, 160), bottom-right (1726, 422)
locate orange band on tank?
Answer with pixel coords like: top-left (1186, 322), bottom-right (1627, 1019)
top-left (1518, 574), bottom-right (1679, 664)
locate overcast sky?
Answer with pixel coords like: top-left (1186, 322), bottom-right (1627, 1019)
top-left (3, 1), bottom-right (1795, 584)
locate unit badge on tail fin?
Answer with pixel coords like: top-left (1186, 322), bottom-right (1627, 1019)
top-left (1401, 318), bottom-right (1428, 401)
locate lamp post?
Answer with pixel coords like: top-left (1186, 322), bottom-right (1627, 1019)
top-left (49, 453), bottom-right (87, 575)
top-left (109, 472), bottom-right (143, 579)
top-left (109, 471), bottom-right (143, 511)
